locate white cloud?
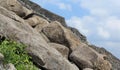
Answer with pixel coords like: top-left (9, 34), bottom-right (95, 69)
top-left (106, 17), bottom-right (120, 30)
top-left (70, 0), bottom-right (120, 16)
top-left (58, 3), bottom-right (72, 11)
top-left (97, 27), bottom-right (110, 39)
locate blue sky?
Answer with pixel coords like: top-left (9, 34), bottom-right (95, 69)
top-left (31, 0), bottom-right (120, 59)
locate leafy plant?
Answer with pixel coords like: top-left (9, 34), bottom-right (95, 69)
top-left (0, 40), bottom-right (38, 70)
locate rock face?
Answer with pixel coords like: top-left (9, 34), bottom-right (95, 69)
top-left (0, 0), bottom-right (120, 70)
top-left (42, 21), bottom-right (81, 50)
top-left (19, 0), bottom-right (67, 27)
top-left (0, 0), bottom-right (32, 17)
top-left (48, 43), bottom-right (69, 58)
top-left (0, 6), bottom-right (79, 70)
top-left (89, 45), bottom-right (120, 70)
top-left (70, 44), bottom-right (112, 70)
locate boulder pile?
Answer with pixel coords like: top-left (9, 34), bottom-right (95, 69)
top-left (0, 0), bottom-right (120, 70)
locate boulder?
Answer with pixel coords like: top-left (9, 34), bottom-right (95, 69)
top-left (42, 21), bottom-right (81, 50)
top-left (48, 43), bottom-right (69, 58)
top-left (0, 6), bottom-right (30, 27)
top-left (20, 0), bottom-right (67, 27)
top-left (89, 45), bottom-right (120, 70)
top-left (25, 15), bottom-right (49, 31)
top-left (0, 8), bottom-right (79, 70)
top-left (0, 0), bottom-right (32, 17)
top-left (42, 21), bottom-right (112, 69)
top-left (70, 43), bottom-right (112, 70)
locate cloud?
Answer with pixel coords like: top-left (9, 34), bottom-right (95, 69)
top-left (57, 3), bottom-right (72, 11)
top-left (97, 27), bottom-right (110, 39)
top-left (70, 0), bottom-right (120, 16)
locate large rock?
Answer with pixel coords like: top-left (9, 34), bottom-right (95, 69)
top-left (20, 0), bottom-right (67, 27)
top-left (42, 21), bottom-right (81, 50)
top-left (0, 7), bottom-right (79, 70)
top-left (25, 14), bottom-right (49, 32)
top-left (48, 43), bottom-right (69, 58)
top-left (25, 15), bottom-right (49, 29)
top-left (0, 0), bottom-right (32, 17)
top-left (89, 45), bottom-right (120, 70)
top-left (70, 43), bottom-right (112, 70)
top-left (42, 21), bottom-right (112, 70)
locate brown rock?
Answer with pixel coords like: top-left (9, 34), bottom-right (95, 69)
top-left (25, 15), bottom-right (49, 31)
top-left (0, 8), bottom-right (79, 70)
top-left (40, 32), bottom-right (50, 42)
top-left (42, 21), bottom-right (112, 70)
top-left (20, 0), bottom-right (67, 27)
top-left (0, 0), bottom-right (32, 17)
top-left (70, 43), bottom-right (112, 70)
top-left (89, 45), bottom-right (120, 70)
top-left (48, 43), bottom-right (69, 58)
top-left (42, 21), bottom-right (81, 50)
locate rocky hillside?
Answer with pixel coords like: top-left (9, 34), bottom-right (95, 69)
top-left (0, 0), bottom-right (120, 70)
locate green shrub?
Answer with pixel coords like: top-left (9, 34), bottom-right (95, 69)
top-left (0, 40), bottom-right (38, 70)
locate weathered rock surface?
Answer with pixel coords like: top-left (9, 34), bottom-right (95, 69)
top-left (0, 6), bottom-right (79, 70)
top-left (70, 43), bottom-right (112, 70)
top-left (20, 0), bottom-right (67, 27)
top-left (42, 21), bottom-right (112, 69)
top-left (0, 0), bottom-right (120, 70)
top-left (25, 15), bottom-right (49, 28)
top-left (89, 45), bottom-right (120, 70)
top-left (42, 21), bottom-right (81, 50)
top-left (40, 32), bottom-right (50, 42)
top-left (48, 43), bottom-right (69, 58)
top-left (0, 0), bottom-right (32, 17)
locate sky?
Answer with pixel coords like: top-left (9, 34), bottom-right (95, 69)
top-left (30, 0), bottom-right (120, 59)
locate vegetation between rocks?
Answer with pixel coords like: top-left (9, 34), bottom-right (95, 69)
top-left (0, 40), bottom-right (38, 70)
